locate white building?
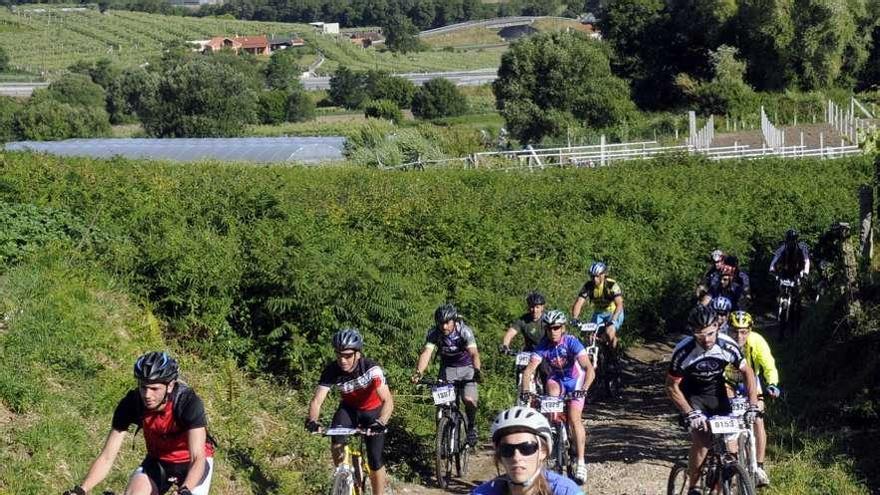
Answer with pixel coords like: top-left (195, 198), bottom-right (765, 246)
top-left (309, 21), bottom-right (340, 34)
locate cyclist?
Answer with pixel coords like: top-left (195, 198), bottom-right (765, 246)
top-left (723, 255), bottom-right (751, 306)
top-left (307, 328), bottom-right (394, 495)
top-left (501, 291), bottom-right (547, 353)
top-left (520, 310), bottom-right (595, 484)
top-left (697, 250), bottom-right (726, 304)
top-left (709, 296), bottom-right (732, 334)
top-left (63, 352), bottom-right (215, 495)
top-left (472, 406), bottom-right (584, 495)
top-left (666, 305), bottom-right (761, 495)
top-left (769, 228), bottom-right (811, 280)
top-left (707, 264), bottom-right (745, 310)
top-left (411, 303), bottom-right (482, 447)
top-left (571, 261), bottom-right (624, 351)
top-left (726, 311), bottom-right (781, 488)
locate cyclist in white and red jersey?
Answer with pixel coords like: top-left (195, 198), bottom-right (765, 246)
top-left (307, 328), bottom-right (394, 495)
top-left (64, 352), bottom-right (215, 495)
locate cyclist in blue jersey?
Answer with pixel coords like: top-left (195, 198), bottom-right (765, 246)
top-left (472, 406), bottom-right (584, 495)
top-left (520, 310), bottom-right (595, 484)
top-left (411, 303), bottom-right (483, 446)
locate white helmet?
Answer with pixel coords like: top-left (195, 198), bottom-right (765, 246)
top-left (490, 406), bottom-right (553, 453)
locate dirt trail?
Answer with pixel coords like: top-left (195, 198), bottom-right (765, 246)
top-left (395, 337), bottom-right (688, 494)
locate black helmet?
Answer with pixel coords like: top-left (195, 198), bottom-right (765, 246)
top-left (332, 327), bottom-right (364, 351)
top-left (134, 351), bottom-right (179, 383)
top-left (526, 291), bottom-right (546, 307)
top-left (687, 305), bottom-right (717, 333)
top-left (785, 229), bottom-right (799, 243)
top-left (434, 303), bottom-right (459, 326)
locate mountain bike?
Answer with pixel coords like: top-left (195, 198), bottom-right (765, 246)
top-left (418, 378), bottom-right (474, 489)
top-left (775, 276), bottom-right (801, 339)
top-left (667, 414), bottom-right (756, 495)
top-left (323, 427), bottom-right (373, 495)
top-left (501, 347), bottom-right (543, 406)
top-left (527, 392), bottom-right (583, 481)
top-left (729, 397), bottom-right (759, 487)
top-left (575, 319), bottom-right (620, 400)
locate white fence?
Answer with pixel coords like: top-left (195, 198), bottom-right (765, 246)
top-left (828, 97), bottom-right (878, 144)
top-left (761, 106), bottom-right (785, 150)
top-left (687, 115), bottom-right (714, 150)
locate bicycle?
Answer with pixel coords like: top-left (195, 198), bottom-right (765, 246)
top-left (501, 347), bottom-right (543, 406)
top-left (774, 275), bottom-right (801, 339)
top-left (526, 392), bottom-right (584, 482)
top-left (667, 413), bottom-right (756, 495)
top-left (574, 319), bottom-right (620, 401)
top-left (728, 397), bottom-right (759, 487)
top-left (417, 378), bottom-right (474, 489)
top-left (322, 427), bottom-right (373, 495)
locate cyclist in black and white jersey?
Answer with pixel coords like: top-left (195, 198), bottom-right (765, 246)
top-left (666, 305), bottom-right (761, 495)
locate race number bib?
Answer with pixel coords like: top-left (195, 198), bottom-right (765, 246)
top-left (780, 279), bottom-right (796, 287)
top-left (516, 352), bottom-right (532, 366)
top-left (540, 397), bottom-right (564, 413)
top-left (432, 385), bottom-right (456, 405)
top-left (730, 398), bottom-right (748, 417)
top-left (709, 416), bottom-right (740, 434)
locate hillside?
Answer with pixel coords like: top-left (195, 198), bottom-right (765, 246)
top-left (0, 7), bottom-right (502, 76)
top-left (0, 151), bottom-right (876, 494)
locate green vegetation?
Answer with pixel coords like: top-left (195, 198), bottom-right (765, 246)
top-left (0, 151), bottom-right (876, 493)
top-left (411, 78), bottom-right (468, 119)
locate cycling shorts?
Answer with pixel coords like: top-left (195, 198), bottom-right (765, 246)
top-left (547, 367), bottom-right (586, 410)
top-left (331, 405), bottom-right (385, 471)
top-left (686, 391), bottom-right (732, 418)
top-left (440, 366), bottom-right (478, 403)
top-left (591, 311), bottom-right (624, 331)
top-left (132, 457), bottom-right (213, 495)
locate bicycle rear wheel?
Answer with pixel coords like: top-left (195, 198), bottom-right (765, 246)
top-left (331, 468), bottom-right (355, 495)
top-left (435, 416), bottom-right (453, 489)
top-left (455, 414), bottom-right (470, 478)
top-left (666, 462), bottom-right (689, 495)
top-left (722, 463), bottom-right (755, 495)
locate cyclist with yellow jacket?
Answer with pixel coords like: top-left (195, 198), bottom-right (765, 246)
top-left (725, 311), bottom-right (781, 488)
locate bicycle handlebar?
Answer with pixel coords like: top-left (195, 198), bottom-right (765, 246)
top-left (416, 378), bottom-right (476, 387)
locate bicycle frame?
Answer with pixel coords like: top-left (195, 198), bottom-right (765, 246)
top-left (323, 428), bottom-right (371, 495)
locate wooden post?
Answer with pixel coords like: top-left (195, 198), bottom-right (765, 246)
top-left (859, 184), bottom-right (874, 269)
top-left (600, 134), bottom-right (606, 167)
top-left (838, 223), bottom-right (861, 318)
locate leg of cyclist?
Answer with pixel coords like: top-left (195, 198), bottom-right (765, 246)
top-left (754, 399), bottom-right (770, 486)
top-left (562, 370), bottom-right (588, 483)
top-left (687, 430), bottom-right (711, 490)
top-left (363, 412), bottom-right (387, 495)
top-left (330, 406), bottom-right (357, 465)
top-left (123, 473), bottom-right (158, 495)
top-left (444, 366), bottom-right (479, 445)
top-left (125, 458), bottom-right (165, 495)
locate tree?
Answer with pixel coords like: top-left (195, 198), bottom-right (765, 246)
top-left (0, 46), bottom-right (9, 72)
top-left (411, 78), bottom-right (467, 119)
top-left (44, 73), bottom-right (106, 108)
top-left (329, 66), bottom-right (367, 109)
top-left (265, 48), bottom-right (302, 90)
top-left (0, 96), bottom-right (22, 142)
top-left (492, 31), bottom-right (636, 142)
top-left (364, 70), bottom-right (416, 108)
top-left (15, 99), bottom-right (110, 140)
top-left (139, 57), bottom-right (259, 137)
top-left (258, 89), bottom-right (288, 124)
top-left (734, 0), bottom-right (795, 90)
top-left (383, 14), bottom-right (422, 53)
top-left (285, 85), bottom-right (316, 122)
top-left (364, 99), bottom-right (403, 123)
top-left (792, 0), bottom-right (858, 89)
top-left (68, 58), bottom-right (120, 90)
top-left (106, 67), bottom-right (160, 124)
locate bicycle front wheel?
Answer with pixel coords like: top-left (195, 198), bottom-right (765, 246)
top-left (722, 463), bottom-right (755, 495)
top-left (553, 423), bottom-right (567, 475)
top-left (455, 414), bottom-right (470, 478)
top-left (435, 416), bottom-right (453, 489)
top-left (667, 462), bottom-right (689, 495)
top-left (331, 468), bottom-right (355, 495)
top-left (352, 454), bottom-right (372, 495)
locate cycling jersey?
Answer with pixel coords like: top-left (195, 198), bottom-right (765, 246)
top-left (112, 383), bottom-right (215, 464)
top-left (770, 242), bottom-right (811, 277)
top-left (318, 357), bottom-right (387, 411)
top-left (669, 333), bottom-right (745, 397)
top-left (471, 470), bottom-right (584, 495)
top-left (530, 335), bottom-right (587, 379)
top-left (508, 312), bottom-right (543, 351)
top-left (707, 277), bottom-right (745, 310)
top-left (425, 322), bottom-right (477, 368)
top-left (725, 331), bottom-right (779, 394)
top-left (577, 278), bottom-right (622, 314)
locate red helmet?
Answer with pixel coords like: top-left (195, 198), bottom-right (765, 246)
top-left (720, 264), bottom-right (735, 276)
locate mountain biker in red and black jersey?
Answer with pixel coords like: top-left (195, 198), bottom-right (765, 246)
top-left (411, 303), bottom-right (483, 446)
top-left (307, 328), bottom-right (394, 495)
top-left (64, 352), bottom-right (215, 495)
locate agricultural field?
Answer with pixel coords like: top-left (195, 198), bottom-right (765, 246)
top-left (420, 17), bottom-right (591, 49)
top-left (0, 6), bottom-right (502, 77)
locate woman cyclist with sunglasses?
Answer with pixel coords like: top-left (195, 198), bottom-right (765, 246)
top-left (472, 406), bottom-right (584, 495)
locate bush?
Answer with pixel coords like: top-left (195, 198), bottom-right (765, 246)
top-left (258, 89), bottom-right (289, 124)
top-left (15, 100), bottom-right (111, 140)
top-left (44, 73), bottom-right (107, 108)
top-left (329, 66), bottom-right (367, 109)
top-left (411, 78), bottom-right (468, 120)
top-left (265, 48), bottom-right (302, 90)
top-left (364, 99), bottom-right (403, 124)
top-left (365, 71), bottom-right (416, 109)
top-left (105, 67), bottom-right (160, 125)
top-left (0, 96), bottom-right (22, 143)
top-left (285, 87), bottom-right (316, 122)
top-left (0, 46), bottom-right (10, 72)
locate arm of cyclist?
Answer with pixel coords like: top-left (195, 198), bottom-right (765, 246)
top-left (77, 428), bottom-right (126, 493)
top-left (500, 326), bottom-right (518, 352)
top-left (610, 294), bottom-right (624, 326)
top-left (411, 345), bottom-right (435, 382)
top-left (468, 346), bottom-right (481, 375)
top-left (576, 351), bottom-right (596, 394)
top-left (571, 296), bottom-right (588, 320)
top-left (180, 427), bottom-right (208, 491)
top-left (752, 334), bottom-right (780, 391)
top-left (665, 373), bottom-right (692, 415)
top-left (307, 385), bottom-right (331, 429)
top-left (520, 358), bottom-right (540, 397)
top-left (375, 382), bottom-right (394, 429)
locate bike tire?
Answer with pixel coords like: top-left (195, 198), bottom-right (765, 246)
top-left (737, 431), bottom-right (757, 487)
top-left (352, 454), bottom-right (372, 495)
top-left (331, 468), bottom-right (355, 495)
top-left (722, 463), bottom-right (756, 495)
top-left (666, 462), bottom-right (690, 495)
top-left (455, 414), bottom-right (470, 478)
top-left (553, 422), bottom-right (567, 475)
top-left (435, 416), bottom-right (452, 489)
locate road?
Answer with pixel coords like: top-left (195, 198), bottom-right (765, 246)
top-left (300, 68), bottom-right (497, 90)
top-left (0, 83), bottom-right (49, 97)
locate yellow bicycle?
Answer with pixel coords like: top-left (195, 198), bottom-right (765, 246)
top-left (324, 427), bottom-right (372, 495)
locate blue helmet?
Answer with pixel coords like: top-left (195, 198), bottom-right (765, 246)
top-left (710, 296), bottom-right (733, 314)
top-left (589, 261), bottom-right (607, 276)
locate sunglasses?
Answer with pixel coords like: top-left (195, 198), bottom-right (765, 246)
top-left (548, 325), bottom-right (564, 331)
top-left (336, 351), bottom-right (357, 359)
top-left (499, 441), bottom-right (540, 458)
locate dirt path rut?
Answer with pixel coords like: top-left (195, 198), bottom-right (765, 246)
top-left (396, 337), bottom-right (688, 494)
